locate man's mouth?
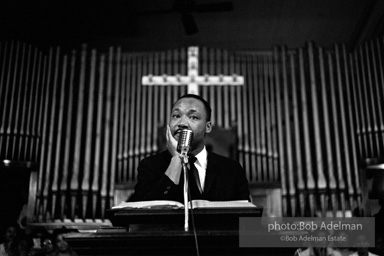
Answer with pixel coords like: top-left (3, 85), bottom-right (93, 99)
top-left (174, 129), bottom-right (182, 136)
top-left (174, 129), bottom-right (191, 140)
top-left (173, 129), bottom-right (181, 140)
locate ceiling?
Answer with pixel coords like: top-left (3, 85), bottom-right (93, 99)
top-left (1, 0), bottom-right (384, 52)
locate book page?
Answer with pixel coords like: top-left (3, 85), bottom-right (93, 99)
top-left (190, 200), bottom-right (256, 209)
top-left (112, 200), bottom-right (184, 209)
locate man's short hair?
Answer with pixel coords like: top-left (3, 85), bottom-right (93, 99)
top-left (172, 94), bottom-right (212, 121)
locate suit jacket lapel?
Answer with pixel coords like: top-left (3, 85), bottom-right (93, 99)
top-left (203, 152), bottom-right (219, 195)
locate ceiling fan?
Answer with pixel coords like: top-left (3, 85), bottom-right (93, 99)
top-left (139, 0), bottom-right (234, 35)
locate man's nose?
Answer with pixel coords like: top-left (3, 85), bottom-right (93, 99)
top-left (177, 116), bottom-right (189, 128)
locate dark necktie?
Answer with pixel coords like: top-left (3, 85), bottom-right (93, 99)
top-left (189, 156), bottom-right (203, 195)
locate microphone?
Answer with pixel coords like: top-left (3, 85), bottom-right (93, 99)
top-left (177, 129), bottom-right (193, 157)
top-left (177, 129), bottom-right (194, 232)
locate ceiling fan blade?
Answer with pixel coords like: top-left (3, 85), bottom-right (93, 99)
top-left (182, 13), bottom-right (198, 35)
top-left (194, 1), bottom-right (233, 13)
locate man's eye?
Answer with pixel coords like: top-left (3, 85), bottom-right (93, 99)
top-left (190, 116), bottom-right (198, 120)
top-left (172, 114), bottom-right (180, 119)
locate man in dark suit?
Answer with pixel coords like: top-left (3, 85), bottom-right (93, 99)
top-left (129, 94), bottom-right (250, 203)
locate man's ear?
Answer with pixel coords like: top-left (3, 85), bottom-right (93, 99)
top-left (206, 121), bottom-right (212, 134)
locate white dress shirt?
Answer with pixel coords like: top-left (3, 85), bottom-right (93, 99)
top-left (192, 146), bottom-right (208, 192)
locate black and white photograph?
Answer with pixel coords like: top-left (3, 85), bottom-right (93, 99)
top-left (1, 1), bottom-right (384, 255)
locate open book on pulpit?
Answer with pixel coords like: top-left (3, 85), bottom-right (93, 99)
top-left (108, 200), bottom-right (262, 228)
top-left (112, 199), bottom-right (256, 210)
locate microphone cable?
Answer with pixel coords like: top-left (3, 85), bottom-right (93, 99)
top-left (187, 174), bottom-right (200, 256)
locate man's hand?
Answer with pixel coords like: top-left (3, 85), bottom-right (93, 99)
top-left (166, 125), bottom-right (178, 156)
top-left (165, 125), bottom-right (183, 184)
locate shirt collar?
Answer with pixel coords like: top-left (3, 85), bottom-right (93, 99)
top-left (194, 146), bottom-right (208, 168)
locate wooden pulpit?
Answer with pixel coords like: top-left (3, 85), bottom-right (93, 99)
top-left (60, 205), bottom-right (299, 256)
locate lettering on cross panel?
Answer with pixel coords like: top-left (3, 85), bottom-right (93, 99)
top-left (142, 46), bottom-right (244, 95)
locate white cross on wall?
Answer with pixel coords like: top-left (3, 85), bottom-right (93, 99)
top-left (142, 46), bottom-right (244, 95)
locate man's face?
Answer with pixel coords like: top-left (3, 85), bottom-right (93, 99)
top-left (169, 97), bottom-right (211, 154)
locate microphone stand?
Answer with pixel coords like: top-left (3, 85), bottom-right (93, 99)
top-left (180, 152), bottom-right (189, 231)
